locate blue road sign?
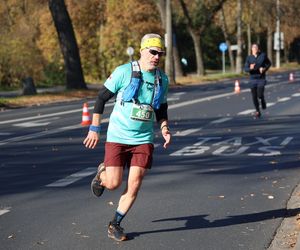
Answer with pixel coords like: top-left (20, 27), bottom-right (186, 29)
top-left (219, 42), bottom-right (228, 52)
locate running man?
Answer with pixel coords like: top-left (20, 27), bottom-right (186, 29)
top-left (83, 33), bottom-right (171, 241)
top-left (244, 43), bottom-right (272, 118)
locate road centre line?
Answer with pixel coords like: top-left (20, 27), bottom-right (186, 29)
top-left (46, 167), bottom-right (96, 187)
top-left (0, 80), bottom-right (290, 125)
top-left (0, 107), bottom-right (82, 125)
top-left (210, 117), bottom-right (232, 124)
top-left (267, 102), bottom-right (276, 107)
top-left (0, 124), bottom-right (81, 146)
top-left (0, 132), bottom-right (13, 135)
top-left (174, 128), bottom-right (202, 136)
top-left (168, 91), bottom-right (249, 110)
top-left (238, 109), bottom-right (255, 115)
top-left (277, 97), bottom-right (291, 102)
top-left (168, 80), bottom-right (290, 110)
top-left (173, 92), bottom-right (186, 96)
top-left (0, 118), bottom-right (110, 146)
top-left (0, 208), bottom-right (10, 216)
top-left (0, 101), bottom-right (112, 125)
top-left (0, 80), bottom-right (292, 145)
top-left (14, 117), bottom-right (60, 127)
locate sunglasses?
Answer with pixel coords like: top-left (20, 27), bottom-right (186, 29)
top-left (148, 49), bottom-right (165, 57)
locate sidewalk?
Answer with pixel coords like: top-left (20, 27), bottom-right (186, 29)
top-left (268, 183), bottom-right (300, 249)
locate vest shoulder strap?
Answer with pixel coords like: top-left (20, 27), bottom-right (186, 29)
top-left (131, 61), bottom-right (141, 78)
top-left (121, 61), bottom-right (142, 103)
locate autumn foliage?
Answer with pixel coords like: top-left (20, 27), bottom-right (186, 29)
top-left (0, 0), bottom-right (299, 89)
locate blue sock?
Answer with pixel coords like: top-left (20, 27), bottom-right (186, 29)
top-left (111, 210), bottom-right (126, 225)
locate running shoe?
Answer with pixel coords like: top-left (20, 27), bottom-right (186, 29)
top-left (254, 111), bottom-right (261, 118)
top-left (91, 163), bottom-right (105, 197)
top-left (108, 222), bottom-right (127, 241)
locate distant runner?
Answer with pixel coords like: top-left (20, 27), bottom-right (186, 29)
top-left (244, 43), bottom-right (272, 118)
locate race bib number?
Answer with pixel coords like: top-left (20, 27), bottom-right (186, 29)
top-left (130, 103), bottom-right (153, 121)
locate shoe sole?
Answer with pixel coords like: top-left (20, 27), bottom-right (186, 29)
top-left (108, 232), bottom-right (127, 241)
top-left (91, 178), bottom-right (105, 197)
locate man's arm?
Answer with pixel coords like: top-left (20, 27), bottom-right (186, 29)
top-left (154, 103), bottom-right (171, 149)
top-left (83, 87), bottom-right (115, 149)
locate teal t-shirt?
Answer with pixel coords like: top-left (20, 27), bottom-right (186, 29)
top-left (104, 62), bottom-right (169, 145)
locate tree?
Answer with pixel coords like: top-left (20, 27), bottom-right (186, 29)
top-left (177, 0), bottom-right (226, 76)
top-left (165, 0), bottom-right (176, 84)
top-left (100, 0), bottom-right (163, 75)
top-left (218, 5), bottom-right (235, 71)
top-left (48, 0), bottom-right (86, 89)
top-left (156, 0), bottom-right (183, 79)
top-left (235, 0), bottom-right (242, 74)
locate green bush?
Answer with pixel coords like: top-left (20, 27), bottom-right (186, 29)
top-left (40, 62), bottom-right (65, 87)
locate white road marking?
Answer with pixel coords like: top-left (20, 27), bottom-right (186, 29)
top-left (277, 97), bottom-right (291, 102)
top-left (0, 80), bottom-right (293, 145)
top-left (0, 132), bottom-right (13, 135)
top-left (168, 91), bottom-right (249, 110)
top-left (0, 108), bottom-right (82, 125)
top-left (174, 128), bottom-right (202, 136)
top-left (13, 117), bottom-right (60, 128)
top-left (0, 125), bottom-right (79, 146)
top-left (167, 97), bottom-right (180, 101)
top-left (210, 117), bottom-right (232, 124)
top-left (46, 167), bottom-right (96, 187)
top-left (174, 92), bottom-right (186, 96)
top-left (292, 93), bottom-right (300, 97)
top-left (0, 102), bottom-right (113, 125)
top-left (267, 102), bottom-right (276, 107)
top-left (0, 118), bottom-right (110, 146)
top-left (238, 109), bottom-right (255, 115)
top-left (0, 208), bottom-right (10, 216)
top-left (280, 137), bottom-right (293, 146)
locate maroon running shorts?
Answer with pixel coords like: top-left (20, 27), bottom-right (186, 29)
top-left (104, 142), bottom-right (154, 169)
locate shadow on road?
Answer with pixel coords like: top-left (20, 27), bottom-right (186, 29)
top-left (127, 207), bottom-right (300, 240)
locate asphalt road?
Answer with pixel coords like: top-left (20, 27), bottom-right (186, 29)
top-left (0, 70), bottom-right (300, 250)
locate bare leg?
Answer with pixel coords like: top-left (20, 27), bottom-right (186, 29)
top-left (100, 166), bottom-right (123, 190)
top-left (117, 166), bottom-right (147, 214)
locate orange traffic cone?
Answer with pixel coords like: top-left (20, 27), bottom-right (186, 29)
top-left (289, 72), bottom-right (294, 82)
top-left (81, 102), bottom-right (91, 126)
top-left (234, 80), bottom-right (241, 93)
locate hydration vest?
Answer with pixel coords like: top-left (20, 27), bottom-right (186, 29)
top-left (121, 61), bottom-right (163, 109)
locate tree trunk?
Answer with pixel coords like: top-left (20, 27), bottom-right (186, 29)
top-left (236, 0), bottom-right (243, 74)
top-left (165, 0), bottom-right (176, 84)
top-left (156, 0), bottom-right (166, 28)
top-left (219, 7), bottom-right (235, 72)
top-left (267, 25), bottom-right (273, 63)
top-left (48, 0), bottom-right (86, 89)
top-left (173, 29), bottom-right (183, 77)
top-left (190, 30), bottom-right (205, 76)
top-left (247, 23), bottom-right (251, 55)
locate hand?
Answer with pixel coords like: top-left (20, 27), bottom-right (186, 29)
top-left (250, 63), bottom-right (255, 70)
top-left (259, 67), bottom-right (265, 74)
top-left (162, 127), bottom-right (171, 149)
top-left (83, 131), bottom-right (100, 149)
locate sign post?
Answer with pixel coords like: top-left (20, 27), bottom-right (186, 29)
top-left (219, 42), bottom-right (228, 74)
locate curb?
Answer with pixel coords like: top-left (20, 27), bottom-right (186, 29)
top-left (268, 183), bottom-right (300, 249)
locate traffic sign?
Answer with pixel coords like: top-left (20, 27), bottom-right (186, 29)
top-left (219, 42), bottom-right (228, 52)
